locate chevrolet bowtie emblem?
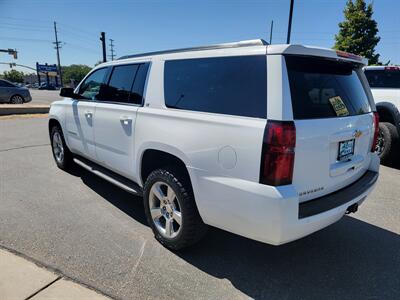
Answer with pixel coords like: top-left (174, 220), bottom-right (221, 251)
top-left (354, 130), bottom-right (362, 138)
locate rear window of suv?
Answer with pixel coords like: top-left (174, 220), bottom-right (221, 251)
top-left (364, 69), bottom-right (400, 88)
top-left (164, 55), bottom-right (267, 118)
top-left (285, 56), bottom-right (371, 119)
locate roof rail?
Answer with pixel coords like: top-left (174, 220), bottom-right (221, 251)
top-left (118, 39), bottom-right (268, 60)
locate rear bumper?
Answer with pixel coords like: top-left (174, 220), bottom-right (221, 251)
top-left (193, 159), bottom-right (379, 246)
top-left (298, 170), bottom-right (378, 219)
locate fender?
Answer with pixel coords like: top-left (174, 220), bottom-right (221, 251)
top-left (48, 101), bottom-right (69, 147)
top-left (135, 142), bottom-right (208, 221)
top-left (375, 102), bottom-right (400, 136)
top-left (136, 142), bottom-right (194, 186)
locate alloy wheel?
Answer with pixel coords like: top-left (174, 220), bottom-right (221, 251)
top-left (52, 131), bottom-right (64, 163)
top-left (11, 95), bottom-right (24, 104)
top-left (148, 181), bottom-right (182, 239)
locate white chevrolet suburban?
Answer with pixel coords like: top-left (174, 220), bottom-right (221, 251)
top-left (364, 66), bottom-right (400, 163)
top-left (49, 40), bottom-right (379, 250)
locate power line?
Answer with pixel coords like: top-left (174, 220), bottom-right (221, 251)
top-left (0, 36), bottom-right (52, 43)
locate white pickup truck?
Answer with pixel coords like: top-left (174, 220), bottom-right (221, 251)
top-left (48, 40), bottom-right (379, 250)
top-left (364, 66), bottom-right (400, 163)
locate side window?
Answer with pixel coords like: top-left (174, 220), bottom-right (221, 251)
top-left (78, 68), bottom-right (108, 100)
top-left (102, 63), bottom-right (149, 105)
top-left (0, 80), bottom-right (14, 87)
top-left (164, 56), bottom-right (267, 118)
top-left (130, 64), bottom-right (149, 105)
top-left (103, 64), bottom-right (139, 103)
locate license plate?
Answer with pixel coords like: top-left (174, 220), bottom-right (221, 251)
top-left (338, 139), bottom-right (355, 161)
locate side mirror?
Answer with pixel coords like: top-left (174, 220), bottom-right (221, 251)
top-left (60, 87), bottom-right (76, 98)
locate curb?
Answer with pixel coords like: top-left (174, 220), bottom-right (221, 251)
top-left (0, 244), bottom-right (114, 300)
top-left (0, 104), bottom-right (50, 116)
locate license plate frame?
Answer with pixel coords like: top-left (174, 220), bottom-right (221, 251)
top-left (338, 139), bottom-right (355, 161)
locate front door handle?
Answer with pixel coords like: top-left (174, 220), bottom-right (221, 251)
top-left (120, 116), bottom-right (132, 125)
top-left (84, 111), bottom-right (93, 118)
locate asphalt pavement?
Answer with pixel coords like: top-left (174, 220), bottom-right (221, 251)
top-left (29, 89), bottom-right (62, 105)
top-left (0, 116), bottom-right (399, 300)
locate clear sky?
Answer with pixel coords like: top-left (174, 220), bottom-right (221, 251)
top-left (0, 0), bottom-right (399, 74)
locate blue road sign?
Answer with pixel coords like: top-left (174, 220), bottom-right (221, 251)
top-left (36, 63), bottom-right (58, 73)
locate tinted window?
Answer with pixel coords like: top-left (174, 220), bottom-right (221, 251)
top-left (103, 64), bottom-right (139, 103)
top-left (164, 56), bottom-right (267, 118)
top-left (364, 69), bottom-right (400, 88)
top-left (0, 80), bottom-right (15, 87)
top-left (131, 64), bottom-right (149, 105)
top-left (286, 56), bottom-right (371, 119)
top-left (78, 68), bottom-right (108, 100)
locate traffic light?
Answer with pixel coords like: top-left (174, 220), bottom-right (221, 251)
top-left (8, 49), bottom-right (17, 59)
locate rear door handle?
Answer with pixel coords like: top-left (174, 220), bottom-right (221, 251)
top-left (120, 116), bottom-right (132, 125)
top-left (84, 111), bottom-right (93, 118)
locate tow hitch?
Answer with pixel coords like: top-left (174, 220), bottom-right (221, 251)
top-left (346, 203), bottom-right (358, 214)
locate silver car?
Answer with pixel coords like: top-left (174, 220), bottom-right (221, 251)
top-left (0, 79), bottom-right (32, 104)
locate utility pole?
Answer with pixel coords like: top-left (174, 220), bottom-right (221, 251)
top-left (100, 32), bottom-right (107, 63)
top-left (286, 0), bottom-right (294, 44)
top-left (53, 21), bottom-right (63, 87)
top-left (109, 39), bottom-right (115, 61)
top-left (269, 20), bottom-right (274, 44)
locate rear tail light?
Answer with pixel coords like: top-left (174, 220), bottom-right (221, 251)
top-left (384, 66), bottom-right (400, 71)
top-left (371, 112), bottom-right (379, 152)
top-left (260, 121), bottom-right (296, 186)
top-left (336, 50), bottom-right (363, 62)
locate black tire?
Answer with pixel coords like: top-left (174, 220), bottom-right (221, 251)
top-left (143, 168), bottom-right (207, 250)
top-left (10, 94), bottom-right (24, 104)
top-left (50, 125), bottom-right (73, 170)
top-left (377, 122), bottom-right (399, 164)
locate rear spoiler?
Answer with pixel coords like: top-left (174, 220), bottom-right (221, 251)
top-left (267, 44), bottom-right (368, 66)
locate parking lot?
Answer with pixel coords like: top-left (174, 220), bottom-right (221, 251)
top-left (0, 115), bottom-right (399, 300)
top-left (28, 89), bottom-right (62, 105)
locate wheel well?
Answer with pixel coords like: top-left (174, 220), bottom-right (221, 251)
top-left (377, 107), bottom-right (395, 124)
top-left (48, 118), bottom-right (61, 136)
top-left (141, 149), bottom-right (191, 185)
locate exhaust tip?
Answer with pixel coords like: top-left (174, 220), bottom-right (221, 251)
top-left (346, 203), bottom-right (358, 214)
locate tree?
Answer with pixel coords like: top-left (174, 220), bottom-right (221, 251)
top-left (3, 69), bottom-right (24, 83)
top-left (62, 64), bottom-right (91, 86)
top-left (334, 0), bottom-right (380, 65)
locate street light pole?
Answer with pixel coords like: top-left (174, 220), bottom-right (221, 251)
top-left (100, 32), bottom-right (107, 63)
top-left (286, 0), bottom-right (295, 44)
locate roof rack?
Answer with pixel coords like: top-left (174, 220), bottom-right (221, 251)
top-left (118, 39), bottom-right (268, 60)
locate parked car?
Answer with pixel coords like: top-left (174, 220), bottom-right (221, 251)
top-left (0, 79), bottom-right (32, 104)
top-left (364, 66), bottom-right (400, 163)
top-left (39, 82), bottom-right (56, 90)
top-left (48, 40), bottom-right (380, 250)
